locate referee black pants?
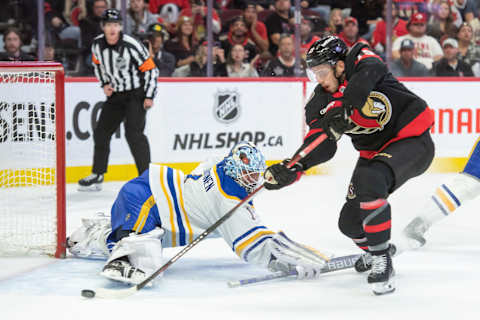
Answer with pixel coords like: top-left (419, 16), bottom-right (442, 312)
top-left (92, 88), bottom-right (150, 175)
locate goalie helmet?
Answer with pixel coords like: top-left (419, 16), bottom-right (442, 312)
top-left (224, 141), bottom-right (266, 193)
top-left (306, 36), bottom-right (348, 68)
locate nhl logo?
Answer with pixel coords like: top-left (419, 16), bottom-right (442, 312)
top-left (115, 56), bottom-right (127, 70)
top-left (213, 90), bottom-right (240, 123)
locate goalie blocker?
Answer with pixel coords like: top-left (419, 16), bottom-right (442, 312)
top-left (67, 142), bottom-right (331, 285)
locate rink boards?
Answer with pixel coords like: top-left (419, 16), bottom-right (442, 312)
top-left (59, 77), bottom-right (480, 182)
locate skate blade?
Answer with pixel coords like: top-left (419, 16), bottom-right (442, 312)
top-left (371, 278), bottom-right (396, 295)
top-left (78, 184), bottom-right (103, 192)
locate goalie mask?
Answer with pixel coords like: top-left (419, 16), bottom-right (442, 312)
top-left (224, 141), bottom-right (266, 193)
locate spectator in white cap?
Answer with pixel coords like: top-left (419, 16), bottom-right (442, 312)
top-left (393, 12), bottom-right (444, 69)
top-left (390, 38), bottom-right (430, 77)
top-left (433, 38), bottom-right (474, 76)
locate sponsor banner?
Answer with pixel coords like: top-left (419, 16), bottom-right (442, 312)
top-left (65, 82), bottom-right (133, 167)
top-left (147, 81), bottom-right (305, 163)
top-left (0, 82), bottom-right (56, 169)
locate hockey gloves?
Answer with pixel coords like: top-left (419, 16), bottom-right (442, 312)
top-left (264, 159), bottom-right (303, 190)
top-left (321, 99), bottom-right (352, 141)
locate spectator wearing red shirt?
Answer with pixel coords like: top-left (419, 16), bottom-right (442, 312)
top-left (337, 17), bottom-right (369, 49)
top-left (243, 2), bottom-right (269, 52)
top-left (220, 16), bottom-right (258, 62)
top-left (371, 3), bottom-right (408, 54)
top-left (179, 0), bottom-right (221, 40)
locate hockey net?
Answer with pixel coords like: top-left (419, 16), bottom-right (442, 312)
top-left (0, 62), bottom-right (66, 258)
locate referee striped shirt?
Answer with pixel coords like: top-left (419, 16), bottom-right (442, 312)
top-left (91, 33), bottom-right (158, 98)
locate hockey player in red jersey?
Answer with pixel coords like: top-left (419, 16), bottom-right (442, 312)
top-left (263, 36), bottom-right (435, 295)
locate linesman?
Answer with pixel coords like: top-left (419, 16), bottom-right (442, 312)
top-left (79, 9), bottom-right (159, 191)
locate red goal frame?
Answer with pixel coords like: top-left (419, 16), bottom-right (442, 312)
top-left (0, 62), bottom-right (66, 258)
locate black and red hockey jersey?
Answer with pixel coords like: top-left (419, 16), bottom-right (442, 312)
top-left (297, 43), bottom-right (434, 169)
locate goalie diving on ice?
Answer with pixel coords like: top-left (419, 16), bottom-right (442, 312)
top-left (67, 141), bottom-right (331, 286)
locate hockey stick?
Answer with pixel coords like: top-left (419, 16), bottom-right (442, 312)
top-left (82, 134), bottom-right (328, 299)
top-left (227, 253), bottom-right (361, 288)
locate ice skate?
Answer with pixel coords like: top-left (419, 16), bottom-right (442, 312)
top-left (368, 251), bottom-right (395, 295)
top-left (78, 173), bottom-right (104, 191)
top-left (101, 257), bottom-right (148, 285)
top-left (402, 216), bottom-right (429, 249)
top-left (354, 244), bottom-right (396, 273)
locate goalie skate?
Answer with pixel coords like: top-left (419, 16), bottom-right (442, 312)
top-left (100, 258), bottom-right (148, 286)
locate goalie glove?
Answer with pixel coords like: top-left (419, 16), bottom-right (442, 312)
top-left (264, 159), bottom-right (303, 190)
top-left (267, 231), bottom-right (332, 279)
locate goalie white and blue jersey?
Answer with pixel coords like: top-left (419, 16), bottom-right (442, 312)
top-left (109, 160), bottom-right (276, 267)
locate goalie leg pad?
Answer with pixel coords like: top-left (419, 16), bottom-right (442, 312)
top-left (67, 212), bottom-right (111, 259)
top-left (267, 232), bottom-right (331, 279)
top-left (102, 228), bottom-right (165, 285)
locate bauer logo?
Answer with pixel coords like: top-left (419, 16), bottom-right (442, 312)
top-left (213, 90), bottom-right (240, 123)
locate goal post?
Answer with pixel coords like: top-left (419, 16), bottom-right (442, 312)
top-left (0, 62), bottom-right (66, 258)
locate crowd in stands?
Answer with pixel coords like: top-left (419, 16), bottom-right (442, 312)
top-left (2, 0), bottom-right (480, 77)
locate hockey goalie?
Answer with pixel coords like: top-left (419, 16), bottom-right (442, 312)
top-left (67, 141), bottom-right (330, 285)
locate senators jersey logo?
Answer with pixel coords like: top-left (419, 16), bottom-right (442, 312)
top-left (346, 91), bottom-right (392, 135)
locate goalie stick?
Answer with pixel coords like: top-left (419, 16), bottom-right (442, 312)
top-left (81, 134), bottom-right (328, 299)
top-left (227, 254), bottom-right (361, 288)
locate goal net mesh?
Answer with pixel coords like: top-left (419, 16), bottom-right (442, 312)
top-left (0, 71), bottom-right (59, 256)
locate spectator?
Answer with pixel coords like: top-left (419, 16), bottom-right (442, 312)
top-left (125, 0), bottom-right (159, 36)
top-left (45, 0), bottom-right (82, 48)
top-left (243, 2), bottom-right (269, 52)
top-left (79, 0), bottom-right (107, 74)
top-left (393, 12), bottom-right (443, 69)
top-left (456, 22), bottom-right (480, 74)
top-left (173, 41), bottom-right (227, 76)
top-left (0, 28), bottom-right (35, 61)
top-left (433, 37), bottom-right (474, 75)
top-left (262, 34), bottom-right (306, 77)
top-left (179, 0), bottom-right (221, 40)
top-left (226, 43), bottom-right (259, 77)
top-left (427, 0), bottom-right (459, 42)
top-left (337, 17), bottom-right (369, 49)
top-left (43, 43), bottom-right (57, 62)
top-left (265, 0), bottom-right (293, 55)
top-left (220, 16), bottom-right (258, 62)
top-left (164, 16), bottom-right (197, 67)
top-left (323, 8), bottom-right (343, 36)
top-left (390, 38), bottom-right (431, 77)
top-left (453, 0), bottom-right (477, 23)
top-left (371, 3), bottom-right (408, 54)
top-left (148, 23), bottom-right (176, 76)
top-left (299, 18), bottom-right (320, 60)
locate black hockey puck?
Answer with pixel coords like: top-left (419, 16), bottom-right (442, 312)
top-left (81, 289), bottom-right (96, 298)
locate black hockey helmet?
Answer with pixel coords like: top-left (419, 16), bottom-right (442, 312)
top-left (102, 9), bottom-right (122, 23)
top-left (306, 36), bottom-right (348, 68)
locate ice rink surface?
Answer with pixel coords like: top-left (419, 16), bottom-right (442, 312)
top-left (1, 171), bottom-right (479, 320)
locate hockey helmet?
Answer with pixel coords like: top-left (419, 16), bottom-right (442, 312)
top-left (224, 141), bottom-right (266, 193)
top-left (306, 36), bottom-right (348, 68)
top-left (102, 9), bottom-right (122, 23)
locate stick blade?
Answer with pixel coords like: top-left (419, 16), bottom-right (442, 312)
top-left (94, 286), bottom-right (138, 299)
